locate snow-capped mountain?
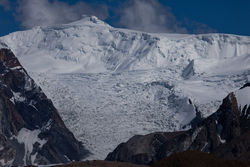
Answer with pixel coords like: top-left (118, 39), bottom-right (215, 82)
top-left (0, 48), bottom-right (88, 166)
top-left (2, 16), bottom-right (250, 74)
top-left (0, 15), bottom-right (250, 160)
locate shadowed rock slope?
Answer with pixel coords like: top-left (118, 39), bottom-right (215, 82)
top-left (152, 151), bottom-right (250, 167)
top-left (0, 48), bottom-right (89, 166)
top-left (106, 84), bottom-right (250, 165)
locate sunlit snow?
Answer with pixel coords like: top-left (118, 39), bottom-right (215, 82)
top-left (235, 87), bottom-right (250, 110)
top-left (1, 15), bottom-right (250, 160)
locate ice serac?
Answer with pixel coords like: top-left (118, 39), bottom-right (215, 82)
top-left (106, 85), bottom-right (250, 165)
top-left (0, 48), bottom-right (88, 166)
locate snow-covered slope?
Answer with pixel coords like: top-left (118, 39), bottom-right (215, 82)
top-left (1, 15), bottom-right (250, 160)
top-left (235, 85), bottom-right (250, 110)
top-left (2, 16), bottom-right (250, 74)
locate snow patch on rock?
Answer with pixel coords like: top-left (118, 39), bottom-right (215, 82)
top-left (16, 128), bottom-right (47, 165)
top-left (11, 90), bottom-right (25, 103)
top-left (0, 158), bottom-right (14, 167)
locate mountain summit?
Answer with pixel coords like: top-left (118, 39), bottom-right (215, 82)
top-left (1, 16), bottom-right (250, 74)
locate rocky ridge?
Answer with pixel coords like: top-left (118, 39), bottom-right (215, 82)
top-left (0, 48), bottom-right (89, 166)
top-left (106, 84), bottom-right (250, 164)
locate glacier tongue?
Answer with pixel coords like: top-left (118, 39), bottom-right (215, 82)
top-left (1, 16), bottom-right (250, 160)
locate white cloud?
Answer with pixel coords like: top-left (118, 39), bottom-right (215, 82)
top-left (118, 0), bottom-right (188, 33)
top-left (4, 0), bottom-right (215, 34)
top-left (0, 0), bottom-right (10, 10)
top-left (16, 0), bottom-right (109, 29)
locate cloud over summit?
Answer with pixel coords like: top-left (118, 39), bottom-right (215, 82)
top-left (0, 0), bottom-right (216, 34)
top-left (118, 0), bottom-right (188, 33)
top-left (16, 0), bottom-right (109, 28)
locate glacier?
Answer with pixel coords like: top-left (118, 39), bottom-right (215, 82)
top-left (1, 15), bottom-right (250, 160)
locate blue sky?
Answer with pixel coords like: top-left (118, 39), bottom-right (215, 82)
top-left (0, 0), bottom-right (250, 37)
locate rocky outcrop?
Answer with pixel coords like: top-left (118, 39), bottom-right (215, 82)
top-left (0, 48), bottom-right (89, 166)
top-left (106, 85), bottom-right (250, 165)
top-left (182, 60), bottom-right (195, 79)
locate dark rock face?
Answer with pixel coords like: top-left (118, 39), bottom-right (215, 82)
top-left (0, 49), bottom-right (89, 166)
top-left (240, 83), bottom-right (250, 89)
top-left (106, 86), bottom-right (250, 165)
top-left (152, 151), bottom-right (250, 167)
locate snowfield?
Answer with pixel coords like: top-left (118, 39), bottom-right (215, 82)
top-left (235, 86), bottom-right (250, 110)
top-left (1, 15), bottom-right (250, 160)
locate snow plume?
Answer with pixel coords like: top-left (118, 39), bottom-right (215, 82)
top-left (16, 0), bottom-right (109, 28)
top-left (0, 0), bottom-right (10, 10)
top-left (118, 0), bottom-right (188, 33)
